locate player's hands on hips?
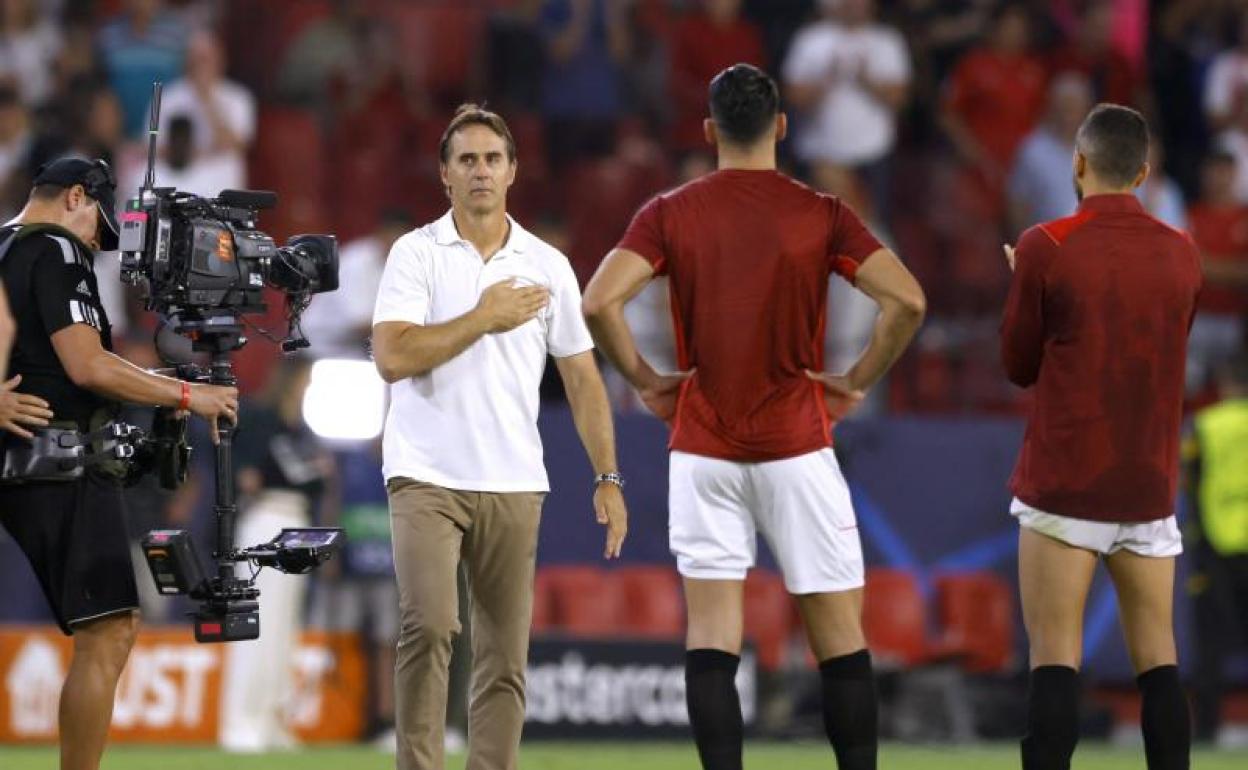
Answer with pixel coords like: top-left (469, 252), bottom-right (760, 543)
top-left (804, 370), bottom-right (865, 422)
top-left (1003, 244), bottom-right (1016, 272)
top-left (187, 383), bottom-right (240, 445)
top-left (593, 482), bottom-right (628, 559)
top-left (0, 375), bottom-right (52, 439)
top-left (476, 279), bottom-right (549, 333)
top-left (637, 369), bottom-right (693, 423)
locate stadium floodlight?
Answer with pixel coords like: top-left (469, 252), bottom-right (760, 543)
top-left (302, 358), bottom-right (387, 441)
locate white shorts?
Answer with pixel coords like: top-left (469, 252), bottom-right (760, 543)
top-left (1010, 498), bottom-right (1182, 557)
top-left (668, 448), bottom-right (864, 594)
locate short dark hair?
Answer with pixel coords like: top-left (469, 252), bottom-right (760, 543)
top-left (438, 103), bottom-right (516, 164)
top-left (1075, 103), bottom-right (1149, 187)
top-left (29, 183), bottom-right (66, 202)
top-left (708, 63), bottom-right (780, 146)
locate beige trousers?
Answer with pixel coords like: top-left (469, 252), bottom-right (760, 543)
top-left (388, 478), bottom-right (544, 770)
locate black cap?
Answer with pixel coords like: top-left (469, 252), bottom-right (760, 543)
top-left (33, 157), bottom-right (119, 250)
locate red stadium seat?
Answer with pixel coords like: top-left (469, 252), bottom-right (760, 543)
top-left (248, 107), bottom-right (328, 241)
top-left (565, 151), bottom-right (672, 286)
top-left (531, 569), bottom-right (554, 634)
top-left (862, 568), bottom-right (940, 668)
top-left (616, 565), bottom-right (684, 640)
top-left (540, 565), bottom-right (627, 638)
top-left (386, 1), bottom-right (486, 105)
top-left (744, 570), bottom-right (795, 672)
top-left (933, 571), bottom-right (1016, 673)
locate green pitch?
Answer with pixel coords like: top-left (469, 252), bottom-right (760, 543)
top-left (2, 742), bottom-right (1247, 769)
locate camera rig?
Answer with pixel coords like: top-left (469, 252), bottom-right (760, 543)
top-left (124, 82), bottom-right (344, 643)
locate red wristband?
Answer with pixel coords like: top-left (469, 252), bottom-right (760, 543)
top-left (178, 381), bottom-right (191, 411)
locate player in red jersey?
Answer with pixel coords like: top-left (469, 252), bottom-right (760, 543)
top-left (583, 64), bottom-right (925, 770)
top-left (1001, 104), bottom-right (1202, 770)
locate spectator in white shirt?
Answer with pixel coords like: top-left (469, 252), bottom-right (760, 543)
top-left (1205, 11), bottom-right (1248, 135)
top-left (151, 30), bottom-right (255, 193)
top-left (783, 0), bottom-right (910, 221)
top-left (0, 0), bottom-right (62, 108)
top-left (125, 114), bottom-right (239, 200)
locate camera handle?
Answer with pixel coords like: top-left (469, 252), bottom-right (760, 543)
top-left (172, 319), bottom-right (260, 611)
top-left (208, 349), bottom-right (241, 584)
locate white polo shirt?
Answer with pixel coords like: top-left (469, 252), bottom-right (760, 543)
top-left (372, 211), bottom-right (593, 492)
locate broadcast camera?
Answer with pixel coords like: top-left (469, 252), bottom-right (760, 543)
top-left (118, 188), bottom-right (338, 352)
top-left (123, 82), bottom-right (345, 643)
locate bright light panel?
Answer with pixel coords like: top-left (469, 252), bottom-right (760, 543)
top-left (302, 359), bottom-right (386, 441)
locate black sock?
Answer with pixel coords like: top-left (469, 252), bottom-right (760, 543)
top-left (819, 649), bottom-right (878, 770)
top-left (1021, 665), bottom-right (1079, 770)
top-left (1138, 665), bottom-right (1191, 770)
top-left (685, 648), bottom-right (743, 770)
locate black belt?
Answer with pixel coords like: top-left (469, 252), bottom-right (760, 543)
top-left (0, 421), bottom-right (139, 484)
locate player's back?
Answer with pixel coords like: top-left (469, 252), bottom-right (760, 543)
top-left (620, 169), bottom-right (881, 462)
top-left (1005, 194), bottom-right (1202, 521)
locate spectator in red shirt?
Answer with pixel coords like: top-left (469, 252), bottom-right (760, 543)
top-left (583, 64), bottom-right (925, 770)
top-left (1001, 104), bottom-right (1201, 770)
top-left (940, 3), bottom-right (1047, 184)
top-left (940, 3), bottom-right (1048, 225)
top-left (1048, 0), bottom-right (1140, 107)
top-left (669, 0), bottom-right (766, 154)
top-left (1186, 149), bottom-right (1248, 392)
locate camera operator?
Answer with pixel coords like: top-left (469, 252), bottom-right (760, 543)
top-left (0, 157), bottom-right (238, 770)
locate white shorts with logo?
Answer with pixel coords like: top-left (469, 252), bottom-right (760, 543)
top-left (668, 448), bottom-right (864, 594)
top-left (1010, 498), bottom-right (1182, 557)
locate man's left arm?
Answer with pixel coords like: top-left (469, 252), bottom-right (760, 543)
top-left (547, 253), bottom-right (629, 559)
top-left (555, 351), bottom-right (627, 558)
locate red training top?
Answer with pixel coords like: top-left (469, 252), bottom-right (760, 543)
top-left (617, 169), bottom-right (883, 462)
top-left (1001, 194), bottom-right (1202, 522)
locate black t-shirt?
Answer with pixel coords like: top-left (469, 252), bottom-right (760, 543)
top-left (0, 224), bottom-right (117, 431)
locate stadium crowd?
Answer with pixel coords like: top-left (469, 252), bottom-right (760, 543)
top-left (0, 0), bottom-right (1243, 412)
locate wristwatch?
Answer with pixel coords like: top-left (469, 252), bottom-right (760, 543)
top-left (594, 472), bottom-right (625, 489)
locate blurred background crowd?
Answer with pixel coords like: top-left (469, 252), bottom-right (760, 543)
top-left (0, 0), bottom-right (1241, 407)
top-left (1, 0), bottom-right (1248, 753)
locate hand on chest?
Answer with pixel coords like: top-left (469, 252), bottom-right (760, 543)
top-left (430, 254), bottom-right (552, 335)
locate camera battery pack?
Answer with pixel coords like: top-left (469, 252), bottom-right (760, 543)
top-left (141, 529), bottom-right (205, 596)
top-left (194, 605), bottom-right (260, 643)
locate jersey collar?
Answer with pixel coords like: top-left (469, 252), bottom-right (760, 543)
top-left (433, 210), bottom-right (528, 257)
top-left (1076, 193), bottom-right (1145, 215)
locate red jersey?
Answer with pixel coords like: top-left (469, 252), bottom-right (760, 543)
top-left (617, 169), bottom-right (883, 462)
top-left (943, 48), bottom-right (1048, 166)
top-left (1186, 202), bottom-right (1248, 315)
top-left (1001, 194), bottom-right (1202, 522)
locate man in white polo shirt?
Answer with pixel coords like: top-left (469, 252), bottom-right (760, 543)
top-left (371, 104), bottom-right (629, 770)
